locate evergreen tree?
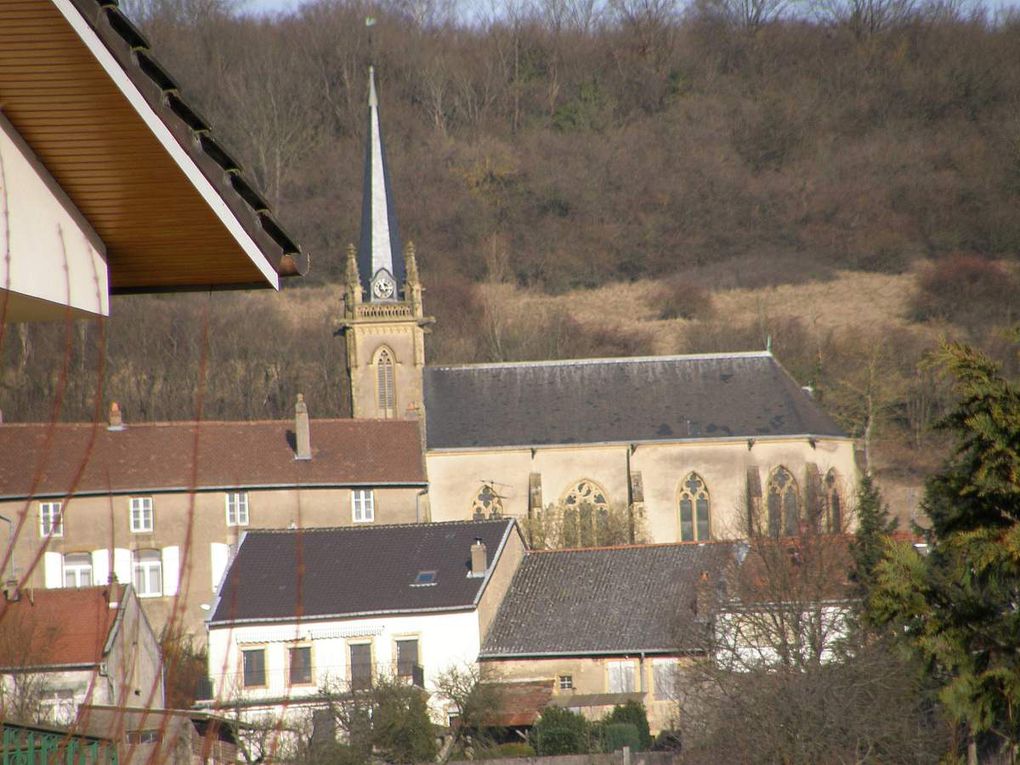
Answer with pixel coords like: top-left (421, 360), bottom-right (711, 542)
top-left (871, 339), bottom-right (1020, 759)
top-left (849, 472), bottom-right (898, 604)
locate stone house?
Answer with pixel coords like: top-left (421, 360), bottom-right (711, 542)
top-left (0, 401), bottom-right (427, 637)
top-left (0, 582), bottom-right (164, 725)
top-left (479, 542), bottom-right (738, 735)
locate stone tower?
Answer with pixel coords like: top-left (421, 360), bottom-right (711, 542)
top-left (339, 66), bottom-right (431, 419)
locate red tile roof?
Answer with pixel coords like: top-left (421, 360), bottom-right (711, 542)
top-left (0, 419), bottom-right (425, 499)
top-left (0, 586), bottom-right (120, 668)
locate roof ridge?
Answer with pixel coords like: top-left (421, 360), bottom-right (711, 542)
top-left (244, 518), bottom-right (514, 535)
top-left (0, 418), bottom-right (416, 429)
top-left (427, 350), bottom-right (773, 372)
top-left (527, 539), bottom-right (741, 554)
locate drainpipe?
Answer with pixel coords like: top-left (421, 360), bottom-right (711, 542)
top-left (0, 513), bottom-right (14, 582)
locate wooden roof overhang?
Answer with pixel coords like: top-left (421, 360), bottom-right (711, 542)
top-left (0, 0), bottom-right (308, 293)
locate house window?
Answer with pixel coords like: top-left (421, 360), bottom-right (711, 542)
top-left (132, 549), bottom-right (162, 597)
top-left (127, 730), bottom-right (161, 745)
top-left (607, 661), bottom-right (635, 693)
top-left (471, 483), bottom-right (504, 520)
top-left (376, 348), bottom-right (396, 417)
top-left (653, 659), bottom-right (678, 701)
top-left (130, 497), bottom-right (154, 533)
top-left (39, 502), bottom-right (62, 538)
top-left (679, 473), bottom-right (711, 542)
top-left (350, 643), bottom-right (373, 691)
top-left (559, 675), bottom-right (573, 691)
top-left (767, 467), bottom-right (801, 537)
top-left (352, 490), bottom-right (375, 523)
top-left (226, 492), bottom-right (249, 526)
top-left (39, 688), bottom-right (76, 724)
top-left (63, 553), bottom-right (93, 588)
top-left (289, 646), bottom-right (313, 685)
top-left (396, 638), bottom-right (420, 683)
top-left (243, 648), bottom-right (266, 687)
top-left (825, 470), bottom-right (842, 533)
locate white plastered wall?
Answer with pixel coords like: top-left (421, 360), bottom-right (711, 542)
top-left (0, 112), bottom-right (109, 319)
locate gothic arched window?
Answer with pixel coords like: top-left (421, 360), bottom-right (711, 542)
top-left (375, 347), bottom-right (395, 417)
top-left (471, 483), bottom-right (504, 520)
top-left (560, 479), bottom-right (610, 548)
top-left (825, 469), bottom-right (843, 533)
top-left (679, 473), bottom-right (711, 542)
top-left (561, 479), bottom-right (609, 510)
top-left (767, 467), bottom-right (801, 537)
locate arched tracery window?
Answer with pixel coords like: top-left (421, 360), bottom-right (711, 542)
top-left (825, 469), bottom-right (843, 533)
top-left (560, 479), bottom-right (610, 548)
top-left (375, 347), bottom-right (395, 417)
top-left (767, 467), bottom-right (801, 537)
top-left (679, 473), bottom-right (711, 542)
top-left (471, 483), bottom-right (504, 520)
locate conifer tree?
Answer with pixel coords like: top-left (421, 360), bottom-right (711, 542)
top-left (870, 338), bottom-right (1020, 760)
top-left (849, 471), bottom-right (898, 603)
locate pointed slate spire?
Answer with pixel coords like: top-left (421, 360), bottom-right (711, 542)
top-left (357, 65), bottom-right (404, 302)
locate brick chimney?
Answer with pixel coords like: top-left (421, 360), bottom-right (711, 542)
top-left (470, 538), bottom-right (488, 577)
top-left (294, 394), bottom-right (311, 460)
top-left (108, 401), bottom-right (125, 431)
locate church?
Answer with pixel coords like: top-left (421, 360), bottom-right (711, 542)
top-left (338, 68), bottom-right (859, 545)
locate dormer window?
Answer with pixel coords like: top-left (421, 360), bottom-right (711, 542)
top-left (411, 570), bottom-right (437, 587)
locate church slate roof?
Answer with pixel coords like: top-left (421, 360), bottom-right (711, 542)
top-left (480, 542), bottom-right (739, 657)
top-left (209, 519), bottom-right (518, 625)
top-left (423, 352), bottom-right (845, 450)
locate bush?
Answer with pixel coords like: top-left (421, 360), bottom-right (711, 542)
top-left (650, 277), bottom-right (714, 320)
top-left (910, 254), bottom-right (1018, 332)
top-left (532, 707), bottom-right (592, 755)
top-left (603, 701), bottom-right (652, 750)
top-left (603, 723), bottom-right (642, 752)
top-left (652, 729), bottom-right (683, 752)
top-left (481, 742), bottom-right (535, 758)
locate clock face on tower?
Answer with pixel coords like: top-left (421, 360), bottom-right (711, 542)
top-left (372, 274), bottom-right (395, 300)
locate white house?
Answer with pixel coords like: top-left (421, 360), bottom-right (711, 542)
top-left (204, 519), bottom-right (526, 727)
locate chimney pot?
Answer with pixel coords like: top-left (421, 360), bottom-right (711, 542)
top-left (3, 578), bottom-right (19, 602)
top-left (470, 538), bottom-right (488, 577)
top-left (108, 401), bottom-right (125, 431)
top-left (295, 394), bottom-right (312, 460)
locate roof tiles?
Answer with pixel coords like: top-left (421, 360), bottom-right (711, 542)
top-left (424, 352), bottom-right (845, 450)
top-left (0, 419), bottom-right (425, 499)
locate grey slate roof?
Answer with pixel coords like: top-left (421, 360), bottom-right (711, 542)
top-left (480, 543), bottom-right (739, 656)
top-left (210, 520), bottom-right (516, 625)
top-left (423, 352), bottom-right (845, 450)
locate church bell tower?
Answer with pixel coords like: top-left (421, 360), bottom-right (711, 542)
top-left (339, 66), bottom-right (431, 419)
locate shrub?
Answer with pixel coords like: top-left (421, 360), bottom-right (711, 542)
top-left (482, 742), bottom-right (535, 758)
top-left (603, 701), bottom-right (652, 750)
top-left (603, 723), bottom-right (642, 752)
top-left (910, 254), bottom-right (1018, 331)
top-left (650, 277), bottom-right (714, 320)
top-left (652, 729), bottom-right (684, 752)
top-left (532, 707), bottom-right (592, 755)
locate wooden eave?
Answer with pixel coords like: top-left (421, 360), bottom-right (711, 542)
top-left (0, 0), bottom-right (308, 293)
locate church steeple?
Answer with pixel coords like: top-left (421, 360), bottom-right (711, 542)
top-left (357, 65), bottom-right (404, 303)
top-left (338, 64), bottom-right (433, 420)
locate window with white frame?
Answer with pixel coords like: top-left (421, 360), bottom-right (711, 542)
top-left (226, 492), bottom-right (249, 526)
top-left (653, 659), bottom-right (679, 701)
top-left (607, 660), bottom-right (636, 693)
top-left (130, 497), bottom-right (154, 533)
top-left (39, 688), bottom-right (76, 725)
top-left (352, 489), bottom-right (375, 523)
top-left (63, 553), bottom-right (93, 588)
top-left (132, 549), bottom-right (162, 597)
top-left (559, 675), bottom-right (574, 691)
top-left (39, 502), bottom-right (63, 538)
